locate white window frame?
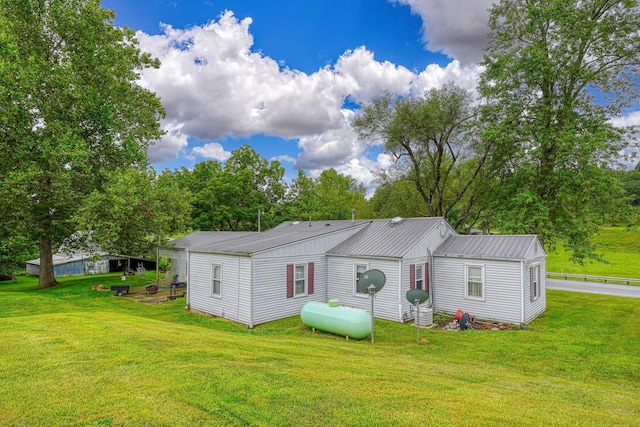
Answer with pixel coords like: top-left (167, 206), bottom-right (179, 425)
top-left (531, 263), bottom-right (541, 301)
top-left (354, 263), bottom-right (369, 296)
top-left (415, 263), bottom-right (424, 290)
top-left (465, 263), bottom-right (485, 301)
top-left (211, 263), bottom-right (222, 297)
top-left (294, 263), bottom-right (307, 297)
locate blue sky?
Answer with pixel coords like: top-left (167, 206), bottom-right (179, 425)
top-left (100, 0), bottom-right (639, 191)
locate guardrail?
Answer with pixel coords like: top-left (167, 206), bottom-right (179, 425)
top-left (546, 272), bottom-right (640, 285)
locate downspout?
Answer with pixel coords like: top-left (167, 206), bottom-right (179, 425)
top-left (398, 260), bottom-right (403, 322)
top-left (428, 252), bottom-right (434, 309)
top-left (520, 260), bottom-right (525, 324)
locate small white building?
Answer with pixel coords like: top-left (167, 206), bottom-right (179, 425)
top-left (433, 235), bottom-right (546, 324)
top-left (163, 217), bottom-right (546, 327)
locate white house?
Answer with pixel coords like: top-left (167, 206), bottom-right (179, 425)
top-left (161, 217), bottom-right (546, 327)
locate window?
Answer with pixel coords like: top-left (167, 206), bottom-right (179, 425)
top-left (410, 263), bottom-right (430, 292)
top-left (287, 263), bottom-right (314, 298)
top-left (295, 264), bottom-right (306, 296)
top-left (530, 264), bottom-right (541, 301)
top-left (466, 264), bottom-right (484, 300)
top-left (355, 264), bottom-right (369, 295)
top-left (415, 264), bottom-right (424, 290)
top-left (211, 264), bottom-right (221, 296)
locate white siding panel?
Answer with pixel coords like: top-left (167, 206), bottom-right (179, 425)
top-left (404, 221), bottom-right (455, 259)
top-left (433, 256), bottom-right (523, 324)
top-left (524, 256), bottom-right (547, 323)
top-left (251, 255), bottom-right (327, 325)
top-left (400, 256), bottom-right (432, 321)
top-left (188, 253), bottom-right (252, 325)
top-left (327, 256), bottom-right (401, 322)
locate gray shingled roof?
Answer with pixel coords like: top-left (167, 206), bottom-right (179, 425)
top-left (327, 217), bottom-right (444, 258)
top-left (433, 235), bottom-right (540, 261)
top-left (169, 220), bottom-right (370, 255)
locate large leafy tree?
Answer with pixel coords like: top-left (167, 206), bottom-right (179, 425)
top-left (76, 168), bottom-right (192, 258)
top-left (0, 0), bottom-right (164, 288)
top-left (179, 146), bottom-right (286, 231)
top-left (286, 169), bottom-right (371, 221)
top-left (479, 0), bottom-right (640, 259)
top-left (354, 84), bottom-right (493, 228)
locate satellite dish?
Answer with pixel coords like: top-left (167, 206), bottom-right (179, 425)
top-left (357, 269), bottom-right (386, 294)
top-left (406, 289), bottom-right (429, 305)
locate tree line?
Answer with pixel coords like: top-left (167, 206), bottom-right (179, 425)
top-left (1, 0), bottom-right (639, 287)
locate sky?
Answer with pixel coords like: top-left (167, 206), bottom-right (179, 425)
top-left (100, 0), bottom-right (639, 194)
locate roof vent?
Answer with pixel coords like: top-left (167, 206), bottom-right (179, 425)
top-left (291, 221), bottom-right (300, 225)
top-left (390, 217), bottom-right (404, 225)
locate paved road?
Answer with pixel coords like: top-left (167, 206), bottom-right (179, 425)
top-left (547, 278), bottom-right (640, 298)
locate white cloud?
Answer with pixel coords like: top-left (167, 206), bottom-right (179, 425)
top-left (147, 121), bottom-right (189, 163)
top-left (137, 9), bottom-right (486, 186)
top-left (189, 142), bottom-right (232, 161)
top-left (394, 0), bottom-right (493, 64)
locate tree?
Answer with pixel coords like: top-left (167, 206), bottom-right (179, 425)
top-left (354, 84), bottom-right (493, 228)
top-left (0, 0), bottom-right (164, 288)
top-left (76, 167), bottom-right (192, 258)
top-left (178, 146), bottom-right (286, 231)
top-left (479, 0), bottom-right (640, 260)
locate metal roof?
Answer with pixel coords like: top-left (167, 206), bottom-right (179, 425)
top-left (327, 217), bottom-right (444, 258)
top-left (166, 232), bottom-right (253, 250)
top-left (26, 252), bottom-right (108, 266)
top-left (172, 220), bottom-right (371, 255)
top-left (433, 235), bottom-right (541, 261)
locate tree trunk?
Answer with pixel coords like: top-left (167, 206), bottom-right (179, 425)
top-left (38, 234), bottom-right (58, 289)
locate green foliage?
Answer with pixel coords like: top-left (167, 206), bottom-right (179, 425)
top-left (354, 84), bottom-right (494, 228)
top-left (0, 274), bottom-right (639, 425)
top-left (479, 0), bottom-right (640, 260)
top-left (286, 168), bottom-right (371, 221)
top-left (0, 0), bottom-right (165, 287)
top-left (175, 145), bottom-right (285, 231)
top-left (75, 167), bottom-right (191, 258)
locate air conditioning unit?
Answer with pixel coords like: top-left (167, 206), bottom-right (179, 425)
top-left (416, 307), bottom-right (433, 327)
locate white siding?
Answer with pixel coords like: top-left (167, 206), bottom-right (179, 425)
top-left (433, 256), bottom-right (523, 323)
top-left (188, 252), bottom-right (252, 325)
top-left (327, 256), bottom-right (401, 322)
top-left (251, 254), bottom-right (326, 326)
top-left (524, 256), bottom-right (547, 323)
top-left (404, 221), bottom-right (455, 259)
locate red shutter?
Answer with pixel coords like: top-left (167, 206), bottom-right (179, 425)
top-left (530, 266), bottom-right (534, 302)
top-left (425, 262), bottom-right (430, 294)
top-left (537, 265), bottom-right (541, 296)
top-left (286, 264), bottom-right (294, 298)
top-left (410, 264), bottom-right (416, 290)
top-left (308, 262), bottom-right (314, 295)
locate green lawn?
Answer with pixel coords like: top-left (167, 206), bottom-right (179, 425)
top-left (0, 273), bottom-right (638, 426)
top-left (546, 226), bottom-right (640, 279)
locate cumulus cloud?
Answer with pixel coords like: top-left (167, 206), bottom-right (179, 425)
top-left (189, 142), bottom-right (232, 161)
top-left (394, 0), bottom-right (493, 64)
top-left (137, 9), bottom-right (485, 184)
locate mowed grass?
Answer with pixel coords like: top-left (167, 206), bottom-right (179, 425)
top-left (547, 226), bottom-right (640, 279)
top-left (0, 273), bottom-right (638, 426)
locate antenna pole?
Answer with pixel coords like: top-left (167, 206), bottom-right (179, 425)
top-left (369, 284), bottom-right (376, 344)
top-left (414, 299), bottom-right (420, 344)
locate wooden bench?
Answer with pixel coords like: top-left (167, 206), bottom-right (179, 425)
top-left (110, 285), bottom-right (130, 296)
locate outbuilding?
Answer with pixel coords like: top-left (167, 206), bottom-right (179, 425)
top-left (432, 234), bottom-right (546, 324)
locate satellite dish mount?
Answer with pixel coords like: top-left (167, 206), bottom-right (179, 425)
top-left (406, 289), bottom-right (429, 344)
top-left (357, 269), bottom-right (386, 343)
